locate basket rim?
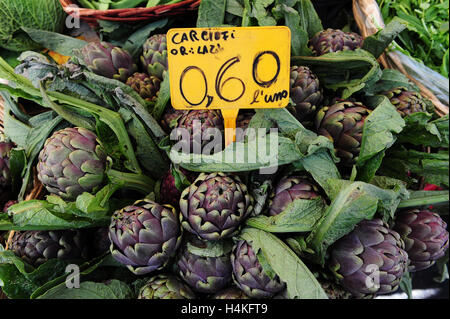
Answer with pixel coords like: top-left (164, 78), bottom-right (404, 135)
top-left (60, 0), bottom-right (201, 17)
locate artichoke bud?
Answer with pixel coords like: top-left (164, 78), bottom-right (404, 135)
top-left (109, 199), bottom-right (183, 275)
top-left (138, 274), bottom-right (196, 299)
top-left (328, 219), bottom-right (409, 298)
top-left (176, 237), bottom-right (233, 294)
top-left (393, 209), bottom-right (449, 272)
top-left (382, 87), bottom-right (433, 117)
top-left (179, 172), bottom-right (254, 241)
top-left (309, 29), bottom-right (364, 56)
top-left (79, 41), bottom-right (137, 82)
top-left (231, 239), bottom-right (286, 298)
top-left (37, 127), bottom-right (107, 201)
top-left (141, 34), bottom-right (168, 81)
top-left (315, 101), bottom-right (371, 167)
top-left (126, 72), bottom-right (161, 102)
top-left (0, 141), bottom-right (13, 189)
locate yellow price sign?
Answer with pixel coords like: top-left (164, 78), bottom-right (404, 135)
top-left (167, 26), bottom-right (291, 146)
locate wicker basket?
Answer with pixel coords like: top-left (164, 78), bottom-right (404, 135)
top-left (59, 0), bottom-right (201, 23)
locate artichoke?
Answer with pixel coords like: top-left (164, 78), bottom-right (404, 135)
top-left (177, 238), bottom-right (233, 294)
top-left (10, 230), bottom-right (89, 267)
top-left (231, 240), bottom-right (286, 298)
top-left (125, 72), bottom-right (161, 102)
top-left (180, 172), bottom-right (254, 241)
top-left (160, 167), bottom-right (197, 208)
top-left (289, 66), bottom-right (323, 126)
top-left (141, 34), bottom-right (168, 80)
top-left (161, 106), bottom-right (187, 134)
top-left (109, 199), bottom-right (182, 275)
top-left (309, 29), bottom-right (364, 56)
top-left (37, 127), bottom-right (107, 201)
top-left (393, 209), bottom-right (449, 272)
top-left (268, 175), bottom-right (322, 216)
top-left (212, 286), bottom-right (250, 299)
top-left (329, 219), bottom-right (409, 298)
top-left (382, 87), bottom-right (431, 117)
top-left (176, 110), bottom-right (224, 154)
top-left (0, 141), bottom-right (13, 189)
top-left (315, 101), bottom-right (371, 167)
top-left (138, 274), bottom-right (196, 299)
top-left (80, 41), bottom-right (137, 82)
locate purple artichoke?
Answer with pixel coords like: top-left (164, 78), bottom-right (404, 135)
top-left (177, 238), bottom-right (233, 294)
top-left (315, 101), bottom-right (371, 167)
top-left (176, 110), bottom-right (224, 154)
top-left (141, 34), bottom-right (168, 81)
top-left (179, 172), bottom-right (254, 241)
top-left (289, 66), bottom-right (323, 126)
top-left (37, 127), bottom-right (107, 201)
top-left (393, 209), bottom-right (449, 272)
top-left (329, 219), bottom-right (409, 298)
top-left (138, 274), bottom-right (196, 299)
top-left (310, 29), bottom-right (364, 56)
top-left (10, 230), bottom-right (89, 267)
top-left (109, 199), bottom-right (182, 275)
top-left (160, 106), bottom-right (187, 134)
top-left (231, 240), bottom-right (286, 298)
top-left (80, 41), bottom-right (137, 82)
top-left (382, 87), bottom-right (431, 117)
top-left (268, 175), bottom-right (322, 216)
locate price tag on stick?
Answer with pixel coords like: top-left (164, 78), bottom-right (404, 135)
top-left (167, 26), bottom-right (291, 146)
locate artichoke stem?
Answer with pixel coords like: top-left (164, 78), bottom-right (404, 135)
top-left (107, 169), bottom-right (155, 195)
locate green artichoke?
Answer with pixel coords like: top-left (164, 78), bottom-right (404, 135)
top-left (125, 72), bottom-right (161, 102)
top-left (37, 127), bottom-right (107, 201)
top-left (329, 219), bottom-right (409, 298)
top-left (176, 110), bottom-right (224, 154)
top-left (176, 238), bottom-right (233, 294)
top-left (268, 175), bottom-right (322, 216)
top-left (141, 34), bottom-right (167, 80)
top-left (231, 239), bottom-right (286, 298)
top-left (10, 230), bottom-right (89, 267)
top-left (212, 286), bottom-right (250, 299)
top-left (289, 66), bottom-right (323, 126)
top-left (109, 199), bottom-right (183, 275)
top-left (309, 29), bottom-right (364, 56)
top-left (382, 87), bottom-right (431, 117)
top-left (80, 41), bottom-right (137, 82)
top-left (0, 141), bottom-right (13, 189)
top-left (138, 274), bottom-right (196, 299)
top-left (315, 101), bottom-right (371, 167)
top-left (393, 209), bottom-right (449, 272)
top-left (180, 172), bottom-right (254, 241)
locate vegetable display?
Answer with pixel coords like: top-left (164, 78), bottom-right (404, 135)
top-left (0, 0), bottom-right (448, 300)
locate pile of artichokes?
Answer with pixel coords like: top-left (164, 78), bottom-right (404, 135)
top-left (0, 6), bottom-right (448, 301)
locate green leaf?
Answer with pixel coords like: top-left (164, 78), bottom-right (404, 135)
top-left (399, 271), bottom-right (413, 299)
top-left (356, 96), bottom-right (405, 181)
top-left (292, 49), bottom-right (382, 98)
top-left (306, 180), bottom-right (408, 265)
top-left (239, 228), bottom-right (328, 299)
top-left (362, 17), bottom-right (407, 58)
top-left (197, 0), bottom-right (227, 27)
top-left (38, 280), bottom-right (134, 299)
top-left (246, 197), bottom-right (326, 233)
top-left (21, 28), bottom-right (87, 57)
top-left (122, 19), bottom-right (168, 59)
